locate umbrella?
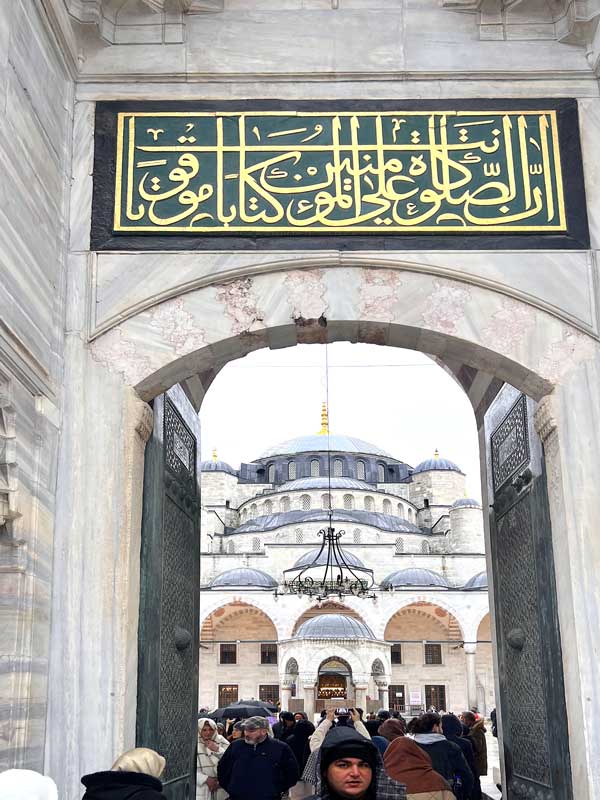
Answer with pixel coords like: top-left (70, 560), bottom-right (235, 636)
top-left (216, 699), bottom-right (278, 719)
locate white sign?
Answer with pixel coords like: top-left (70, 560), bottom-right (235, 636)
top-left (409, 690), bottom-right (422, 705)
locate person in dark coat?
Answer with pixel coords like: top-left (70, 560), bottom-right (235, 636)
top-left (81, 747), bottom-right (167, 800)
top-left (461, 713), bottom-right (487, 777)
top-left (411, 713), bottom-right (473, 798)
top-left (288, 718), bottom-right (316, 771)
top-left (273, 711), bottom-right (296, 743)
top-left (441, 715), bottom-right (478, 800)
top-left (217, 716), bottom-right (299, 800)
top-left (308, 724), bottom-right (407, 800)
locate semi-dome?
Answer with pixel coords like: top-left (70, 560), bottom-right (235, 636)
top-left (259, 433), bottom-right (393, 459)
top-left (463, 571), bottom-right (488, 590)
top-left (279, 477), bottom-right (374, 492)
top-left (412, 451), bottom-right (462, 475)
top-left (292, 547), bottom-right (365, 569)
top-left (209, 567), bottom-right (277, 588)
top-left (235, 509), bottom-right (421, 535)
top-left (295, 613), bottom-right (375, 640)
top-left (200, 452), bottom-right (237, 477)
top-left (451, 497), bottom-right (482, 510)
top-left (381, 567), bottom-right (449, 589)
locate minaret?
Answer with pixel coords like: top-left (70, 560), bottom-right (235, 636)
top-left (318, 401), bottom-right (329, 435)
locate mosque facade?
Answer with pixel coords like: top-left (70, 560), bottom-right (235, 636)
top-left (199, 407), bottom-right (492, 718)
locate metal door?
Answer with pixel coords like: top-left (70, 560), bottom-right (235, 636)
top-left (485, 387), bottom-right (572, 800)
top-left (137, 385), bottom-right (201, 800)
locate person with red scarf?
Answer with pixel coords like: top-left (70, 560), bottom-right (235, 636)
top-left (383, 737), bottom-right (455, 800)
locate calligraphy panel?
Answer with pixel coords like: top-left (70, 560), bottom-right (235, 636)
top-left (92, 99), bottom-right (589, 250)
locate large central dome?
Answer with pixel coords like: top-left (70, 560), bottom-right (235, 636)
top-left (259, 433), bottom-right (393, 459)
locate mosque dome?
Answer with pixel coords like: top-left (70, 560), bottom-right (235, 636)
top-left (200, 450), bottom-right (237, 477)
top-left (292, 547), bottom-right (366, 569)
top-left (279, 477), bottom-right (374, 492)
top-left (295, 613), bottom-right (375, 640)
top-left (381, 567), bottom-right (449, 589)
top-left (451, 497), bottom-right (482, 510)
top-left (259, 434), bottom-right (392, 459)
top-left (209, 567), bottom-right (277, 588)
top-left (463, 571), bottom-right (488, 590)
top-left (412, 450), bottom-right (463, 475)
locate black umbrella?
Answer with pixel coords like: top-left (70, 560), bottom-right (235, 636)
top-left (202, 707), bottom-right (228, 720)
top-left (217, 699), bottom-right (278, 719)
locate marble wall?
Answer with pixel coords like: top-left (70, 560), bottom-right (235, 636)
top-left (0, 0), bottom-right (72, 775)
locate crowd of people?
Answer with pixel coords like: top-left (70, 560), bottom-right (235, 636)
top-left (0, 707), bottom-right (489, 800)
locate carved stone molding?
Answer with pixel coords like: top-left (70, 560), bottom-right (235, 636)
top-left (534, 394), bottom-right (558, 445)
top-left (0, 373), bottom-right (20, 531)
top-left (135, 401), bottom-right (154, 445)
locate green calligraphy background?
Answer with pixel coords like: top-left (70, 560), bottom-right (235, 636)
top-left (114, 111), bottom-right (566, 234)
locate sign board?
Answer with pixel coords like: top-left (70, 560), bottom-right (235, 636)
top-left (92, 100), bottom-right (588, 251)
top-left (289, 698), bottom-right (304, 713)
top-left (410, 690), bottom-right (422, 705)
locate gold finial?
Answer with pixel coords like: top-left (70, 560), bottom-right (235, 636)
top-left (318, 402), bottom-right (329, 435)
top-left (212, 448), bottom-right (218, 462)
top-left (434, 448), bottom-right (439, 459)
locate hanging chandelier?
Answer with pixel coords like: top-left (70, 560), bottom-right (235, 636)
top-left (276, 340), bottom-right (375, 601)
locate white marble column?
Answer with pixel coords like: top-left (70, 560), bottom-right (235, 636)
top-left (302, 679), bottom-right (316, 719)
top-left (376, 681), bottom-right (389, 711)
top-left (464, 642), bottom-right (478, 711)
top-left (281, 684), bottom-right (293, 712)
top-left (354, 683), bottom-right (368, 712)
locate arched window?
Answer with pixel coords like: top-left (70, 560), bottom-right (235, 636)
top-left (377, 463), bottom-right (385, 482)
top-left (397, 503), bottom-right (405, 518)
top-left (264, 499), bottom-right (273, 515)
top-left (253, 537), bottom-right (261, 552)
top-left (395, 537), bottom-right (404, 554)
top-left (310, 459), bottom-right (320, 477)
top-left (421, 540), bottom-right (430, 554)
top-left (295, 528), bottom-right (303, 544)
top-left (364, 496), bottom-right (374, 511)
top-left (280, 496), bottom-right (290, 512)
top-left (301, 494), bottom-right (311, 511)
top-left (228, 540), bottom-right (235, 554)
top-left (383, 499), bottom-right (392, 515)
top-left (267, 463), bottom-right (275, 483)
top-left (322, 493), bottom-right (331, 510)
top-left (408, 508), bottom-right (414, 522)
top-left (343, 494), bottom-right (354, 510)
top-left (333, 459), bottom-right (343, 477)
top-left (250, 504), bottom-right (257, 518)
top-left (241, 509), bottom-right (247, 522)
top-left (288, 461), bottom-right (297, 480)
top-left (353, 528), bottom-right (361, 544)
top-left (356, 460), bottom-right (366, 480)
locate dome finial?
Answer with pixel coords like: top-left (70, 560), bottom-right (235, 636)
top-left (318, 401), bottom-right (329, 435)
top-left (212, 448), bottom-right (218, 462)
top-left (434, 448), bottom-right (439, 459)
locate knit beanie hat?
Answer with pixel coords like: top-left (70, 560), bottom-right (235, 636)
top-left (320, 729), bottom-right (378, 775)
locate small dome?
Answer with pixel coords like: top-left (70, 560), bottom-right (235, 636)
top-left (463, 571), bottom-right (488, 590)
top-left (292, 547), bottom-right (365, 569)
top-left (209, 568), bottom-right (277, 588)
top-left (279, 477), bottom-right (374, 492)
top-left (381, 568), bottom-right (449, 589)
top-left (259, 434), bottom-right (392, 459)
top-left (201, 459), bottom-right (238, 477)
top-left (412, 452), bottom-right (462, 475)
top-left (451, 497), bottom-right (481, 510)
top-left (295, 613), bottom-right (375, 640)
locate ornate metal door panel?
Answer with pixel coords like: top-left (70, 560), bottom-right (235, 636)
top-left (485, 387), bottom-right (572, 800)
top-left (137, 385), bottom-right (200, 800)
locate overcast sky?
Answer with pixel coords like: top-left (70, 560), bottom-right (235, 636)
top-left (200, 342), bottom-right (483, 500)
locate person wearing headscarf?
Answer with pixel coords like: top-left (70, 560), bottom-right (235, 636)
top-left (197, 717), bottom-right (230, 800)
top-left (383, 737), bottom-right (455, 800)
top-left (0, 769), bottom-right (58, 800)
top-left (81, 747), bottom-right (167, 799)
top-left (378, 720), bottom-right (406, 744)
top-left (288, 717), bottom-right (316, 771)
top-left (410, 714), bottom-right (472, 799)
top-left (308, 724), bottom-right (406, 800)
top-left (440, 716), bottom-right (477, 800)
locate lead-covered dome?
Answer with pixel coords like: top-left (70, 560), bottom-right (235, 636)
top-left (295, 613), bottom-right (375, 639)
top-left (292, 547), bottom-right (365, 569)
top-left (200, 458), bottom-right (237, 477)
top-left (412, 451), bottom-right (462, 475)
top-left (259, 434), bottom-right (392, 459)
top-left (209, 567), bottom-right (277, 588)
top-left (381, 567), bottom-right (449, 589)
top-left (279, 477), bottom-right (374, 492)
top-left (463, 571), bottom-right (488, 590)
top-left (451, 497), bottom-right (481, 510)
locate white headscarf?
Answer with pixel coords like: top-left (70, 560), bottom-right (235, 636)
top-left (0, 769), bottom-right (58, 800)
top-left (111, 747), bottom-right (166, 778)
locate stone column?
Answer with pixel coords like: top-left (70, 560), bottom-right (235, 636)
top-left (354, 684), bottom-right (368, 711)
top-left (464, 642), bottom-right (478, 711)
top-left (302, 679), bottom-right (316, 719)
top-left (376, 680), bottom-right (389, 710)
top-left (281, 682), bottom-right (293, 712)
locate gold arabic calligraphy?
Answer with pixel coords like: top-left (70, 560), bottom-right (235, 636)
top-left (113, 110), bottom-right (566, 233)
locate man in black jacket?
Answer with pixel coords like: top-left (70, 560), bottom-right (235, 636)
top-left (412, 713), bottom-right (473, 798)
top-left (218, 716), bottom-right (299, 800)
